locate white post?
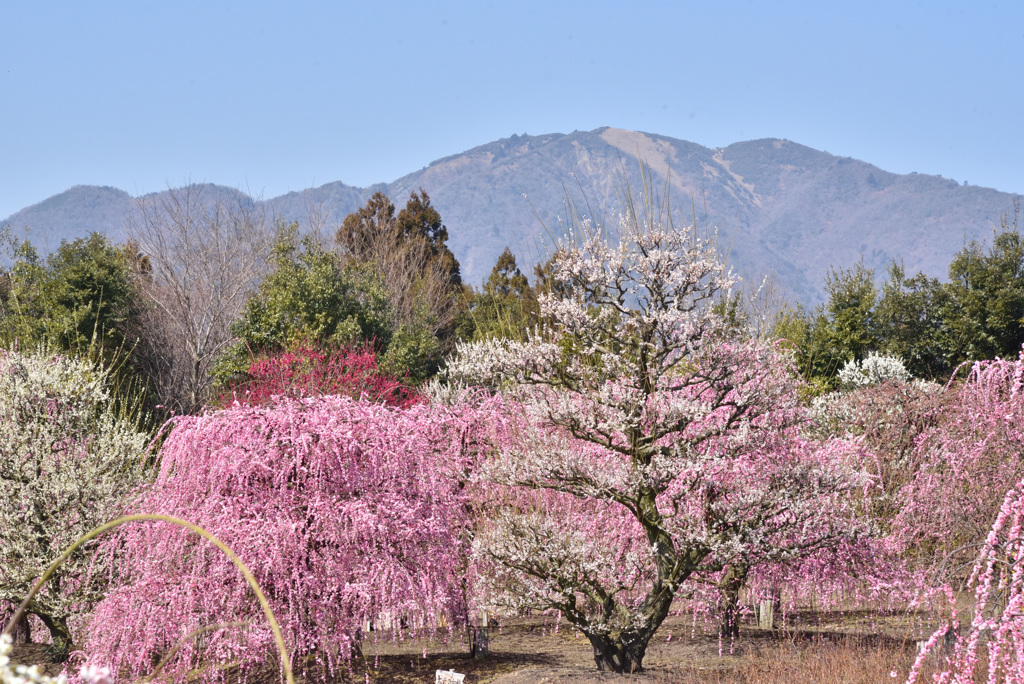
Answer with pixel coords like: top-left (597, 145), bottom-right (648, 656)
top-left (757, 599), bottom-right (774, 630)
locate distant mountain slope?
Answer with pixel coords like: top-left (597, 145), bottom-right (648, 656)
top-left (3, 185), bottom-right (135, 252)
top-left (4, 128), bottom-right (1019, 304)
top-left (3, 183), bottom-right (255, 252)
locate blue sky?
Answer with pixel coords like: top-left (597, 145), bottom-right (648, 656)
top-left (2, 0), bottom-right (1023, 219)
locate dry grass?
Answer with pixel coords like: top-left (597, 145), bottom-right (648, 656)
top-left (10, 608), bottom-right (965, 683)
top-left (661, 635), bottom-right (919, 683)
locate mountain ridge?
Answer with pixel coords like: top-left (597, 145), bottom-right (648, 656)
top-left (4, 127), bottom-right (1018, 304)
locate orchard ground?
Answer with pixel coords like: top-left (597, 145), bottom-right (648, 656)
top-left (6, 604), bottom-right (959, 683)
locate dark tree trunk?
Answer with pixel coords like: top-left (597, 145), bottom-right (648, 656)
top-left (350, 627), bottom-right (364, 660)
top-left (8, 611), bottom-right (31, 644)
top-left (719, 564), bottom-right (749, 639)
top-left (37, 613), bottom-right (72, 663)
top-left (569, 488), bottom-right (701, 673)
top-left (586, 632), bottom-right (647, 673)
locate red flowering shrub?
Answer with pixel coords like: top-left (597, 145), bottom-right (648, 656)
top-left (217, 343), bottom-right (420, 409)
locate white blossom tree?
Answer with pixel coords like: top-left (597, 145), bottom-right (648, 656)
top-left (837, 351), bottom-right (912, 389)
top-left (449, 190), bottom-right (868, 672)
top-left (0, 350), bottom-right (150, 658)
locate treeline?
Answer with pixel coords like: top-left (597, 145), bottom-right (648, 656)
top-left (3, 188), bottom-right (1023, 414)
top-left (8, 183), bottom-right (1024, 679)
top-left (0, 186), bottom-right (546, 416)
top-left (772, 203), bottom-right (1024, 388)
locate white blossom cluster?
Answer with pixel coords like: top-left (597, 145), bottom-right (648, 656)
top-left (838, 352), bottom-right (912, 389)
top-left (812, 353), bottom-right (939, 440)
top-left (448, 212), bottom-right (736, 390)
top-left (422, 377), bottom-right (468, 406)
top-left (449, 207), bottom-right (862, 642)
top-left (0, 350), bottom-right (150, 637)
top-left (471, 502), bottom-right (653, 634)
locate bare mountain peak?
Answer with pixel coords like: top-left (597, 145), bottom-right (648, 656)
top-left (3, 129), bottom-right (1019, 304)
top-left (599, 128), bottom-right (684, 188)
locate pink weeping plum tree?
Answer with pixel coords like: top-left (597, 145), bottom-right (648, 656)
top-left (82, 394), bottom-right (489, 683)
top-left (895, 352), bottom-right (1024, 577)
top-left (909, 480), bottom-right (1024, 683)
top-left (893, 350), bottom-right (1024, 682)
top-left (447, 184), bottom-right (876, 672)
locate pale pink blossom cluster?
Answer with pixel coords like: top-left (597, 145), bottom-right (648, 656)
top-left (895, 352), bottom-right (1024, 570)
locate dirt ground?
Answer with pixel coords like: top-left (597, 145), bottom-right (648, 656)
top-left (8, 608), bottom-right (939, 683)
top-left (353, 611), bottom-right (928, 683)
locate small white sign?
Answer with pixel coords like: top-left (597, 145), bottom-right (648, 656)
top-left (435, 669), bottom-right (466, 683)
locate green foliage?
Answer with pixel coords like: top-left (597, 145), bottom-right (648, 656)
top-left (394, 189), bottom-right (462, 287)
top-left (218, 224), bottom-right (393, 380)
top-left (770, 305), bottom-right (811, 354)
top-left (334, 190), bottom-right (467, 381)
top-left (874, 262), bottom-right (948, 378)
top-left (766, 309), bottom-right (828, 397)
top-left (940, 217), bottom-right (1024, 365)
top-left (777, 204), bottom-right (1024, 386)
top-left (819, 261), bottom-right (878, 364)
top-left (0, 232), bottom-right (139, 361)
top-left (779, 262), bottom-right (878, 389)
top-left (336, 188), bottom-right (461, 287)
top-left (469, 246), bottom-right (539, 341)
top-left (380, 321), bottom-right (442, 384)
top-left (335, 191), bottom-right (396, 261)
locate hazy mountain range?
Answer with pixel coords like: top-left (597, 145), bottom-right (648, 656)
top-left (4, 127), bottom-right (1019, 305)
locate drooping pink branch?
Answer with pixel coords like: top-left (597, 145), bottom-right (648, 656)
top-left (84, 395), bottom-right (487, 683)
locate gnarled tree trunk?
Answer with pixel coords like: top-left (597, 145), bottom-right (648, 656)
top-left (37, 613), bottom-right (72, 662)
top-left (586, 632), bottom-right (647, 673)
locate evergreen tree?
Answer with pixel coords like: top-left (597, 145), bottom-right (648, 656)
top-left (940, 216), bottom-right (1024, 365)
top-left (470, 247), bottom-right (538, 341)
top-left (874, 262), bottom-right (948, 379)
top-left (218, 224), bottom-right (393, 380)
top-left (0, 232), bottom-right (140, 362)
top-left (790, 261), bottom-right (878, 388)
top-left (395, 189), bottom-right (461, 287)
top-left (335, 191), bottom-right (396, 262)
top-left (335, 190), bottom-right (466, 379)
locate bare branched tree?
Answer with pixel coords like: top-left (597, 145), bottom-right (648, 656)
top-left (299, 187), bottom-right (335, 249)
top-left (127, 185), bottom-right (274, 413)
top-left (742, 269), bottom-right (793, 340)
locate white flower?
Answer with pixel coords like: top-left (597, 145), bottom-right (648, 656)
top-left (838, 352), bottom-right (912, 389)
top-left (0, 350), bottom-right (151, 640)
top-left (78, 665), bottom-right (112, 684)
